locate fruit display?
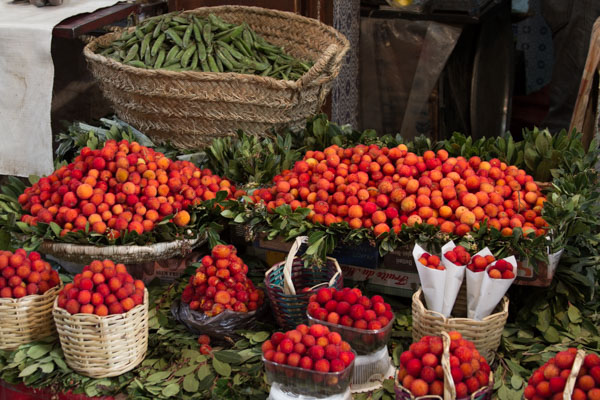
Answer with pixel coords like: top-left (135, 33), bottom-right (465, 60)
top-left (417, 252), bottom-right (444, 271)
top-left (262, 323), bottom-right (355, 396)
top-left (573, 353), bottom-right (600, 400)
top-left (486, 259), bottom-right (515, 279)
top-left (96, 12), bottom-right (312, 80)
top-left (443, 245), bottom-right (471, 266)
top-left (397, 332), bottom-right (491, 398)
top-left (306, 287), bottom-right (394, 354)
top-left (252, 144), bottom-right (548, 237)
top-left (181, 244), bottom-right (264, 316)
top-left (467, 254), bottom-right (496, 273)
top-left (56, 260), bottom-right (145, 315)
top-left (16, 140), bottom-right (236, 240)
top-left (0, 249), bottom-right (60, 298)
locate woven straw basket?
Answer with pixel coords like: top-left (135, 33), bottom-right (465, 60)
top-left (53, 289), bottom-right (149, 378)
top-left (412, 288), bottom-right (508, 362)
top-left (0, 283), bottom-right (62, 351)
top-left (40, 235), bottom-right (202, 265)
top-left (395, 332), bottom-right (494, 400)
top-left (83, 6), bottom-right (350, 149)
top-left (265, 236), bottom-right (343, 330)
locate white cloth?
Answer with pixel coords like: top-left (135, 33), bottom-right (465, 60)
top-left (0, 0), bottom-right (119, 177)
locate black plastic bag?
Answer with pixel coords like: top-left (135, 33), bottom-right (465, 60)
top-left (170, 299), bottom-right (268, 342)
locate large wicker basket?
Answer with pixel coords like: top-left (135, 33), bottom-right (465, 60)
top-left (412, 288), bottom-right (508, 362)
top-left (0, 283), bottom-right (62, 350)
top-left (40, 235), bottom-right (203, 265)
top-left (83, 6), bottom-right (350, 149)
top-left (53, 289), bottom-right (149, 378)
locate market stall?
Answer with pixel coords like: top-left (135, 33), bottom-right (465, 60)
top-left (0, 4), bottom-right (599, 400)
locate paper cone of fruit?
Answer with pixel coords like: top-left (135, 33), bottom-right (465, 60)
top-left (413, 244), bottom-right (446, 314)
top-left (440, 241), bottom-right (470, 317)
top-left (464, 248), bottom-right (494, 320)
top-left (469, 256), bottom-right (516, 320)
top-left (262, 323), bottom-right (356, 397)
top-left (522, 348), bottom-right (600, 399)
top-left (395, 331), bottom-right (493, 399)
top-left (172, 244), bottom-right (265, 338)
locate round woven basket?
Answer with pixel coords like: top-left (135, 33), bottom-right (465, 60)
top-left (83, 6), bottom-right (350, 149)
top-left (0, 283), bottom-right (62, 351)
top-left (39, 235), bottom-right (203, 265)
top-left (53, 289), bottom-right (149, 378)
top-left (411, 288), bottom-right (508, 362)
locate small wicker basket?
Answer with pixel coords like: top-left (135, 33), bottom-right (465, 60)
top-left (412, 288), bottom-right (508, 362)
top-left (265, 236), bottom-right (343, 330)
top-left (395, 332), bottom-right (494, 400)
top-left (53, 289), bottom-right (149, 378)
top-left (40, 235), bottom-right (202, 265)
top-left (83, 6), bottom-right (350, 149)
top-left (0, 283), bottom-right (62, 350)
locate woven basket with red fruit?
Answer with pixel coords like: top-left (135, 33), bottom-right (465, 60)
top-left (0, 249), bottom-right (62, 350)
top-left (52, 260), bottom-right (148, 378)
top-left (265, 236), bottom-right (343, 330)
top-left (13, 140), bottom-right (237, 265)
top-left (395, 332), bottom-right (493, 400)
top-left (171, 244), bottom-right (266, 340)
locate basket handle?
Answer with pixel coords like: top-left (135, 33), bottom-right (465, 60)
top-left (282, 236), bottom-right (308, 295)
top-left (298, 43), bottom-right (343, 87)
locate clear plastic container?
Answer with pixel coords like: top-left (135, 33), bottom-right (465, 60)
top-left (263, 354), bottom-right (355, 398)
top-left (307, 313), bottom-right (394, 355)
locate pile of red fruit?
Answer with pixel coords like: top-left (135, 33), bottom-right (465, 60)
top-left (252, 144), bottom-right (548, 237)
top-left (397, 332), bottom-right (491, 398)
top-left (17, 140), bottom-right (237, 239)
top-left (418, 253), bottom-right (444, 271)
top-left (443, 246), bottom-right (471, 266)
top-left (181, 244), bottom-right (264, 316)
top-left (307, 287), bottom-right (394, 331)
top-left (0, 249), bottom-right (60, 298)
top-left (524, 349), bottom-right (600, 399)
top-left (262, 323), bottom-right (355, 373)
top-left (487, 259), bottom-right (515, 279)
top-left (56, 259), bottom-right (145, 315)
top-left (466, 254), bottom-right (496, 272)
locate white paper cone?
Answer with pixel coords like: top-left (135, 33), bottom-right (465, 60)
top-left (440, 240), bottom-right (466, 317)
top-left (472, 256), bottom-right (517, 320)
top-left (466, 247), bottom-right (494, 319)
top-left (413, 243), bottom-right (446, 313)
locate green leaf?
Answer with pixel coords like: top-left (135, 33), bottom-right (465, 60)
top-left (543, 326), bottom-right (560, 343)
top-left (251, 331), bottom-right (270, 343)
top-left (18, 364), bottom-right (38, 377)
top-left (212, 358), bottom-right (231, 377)
top-left (146, 370), bottom-right (171, 382)
top-left (183, 374), bottom-right (199, 392)
top-left (197, 364), bottom-right (211, 380)
top-left (511, 374), bottom-right (523, 389)
top-left (535, 131), bottom-right (550, 156)
top-left (214, 350), bottom-right (243, 364)
top-left (27, 344), bottom-right (52, 359)
top-left (39, 363), bottom-right (54, 373)
top-left (568, 304), bottom-right (582, 323)
top-left (161, 382), bottom-right (180, 397)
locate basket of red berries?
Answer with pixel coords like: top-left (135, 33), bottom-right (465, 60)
top-left (0, 249), bottom-right (62, 350)
top-left (395, 332), bottom-right (493, 400)
top-left (523, 348), bottom-right (600, 399)
top-left (306, 287), bottom-right (394, 355)
top-left (171, 244), bottom-right (266, 340)
top-left (53, 259), bottom-right (148, 378)
top-left (265, 236), bottom-right (343, 330)
top-left (261, 323), bottom-right (356, 397)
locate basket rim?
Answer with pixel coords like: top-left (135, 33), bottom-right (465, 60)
top-left (413, 288), bottom-right (509, 323)
top-left (52, 288), bottom-right (148, 321)
top-left (83, 5), bottom-right (350, 90)
top-left (0, 281), bottom-right (62, 305)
